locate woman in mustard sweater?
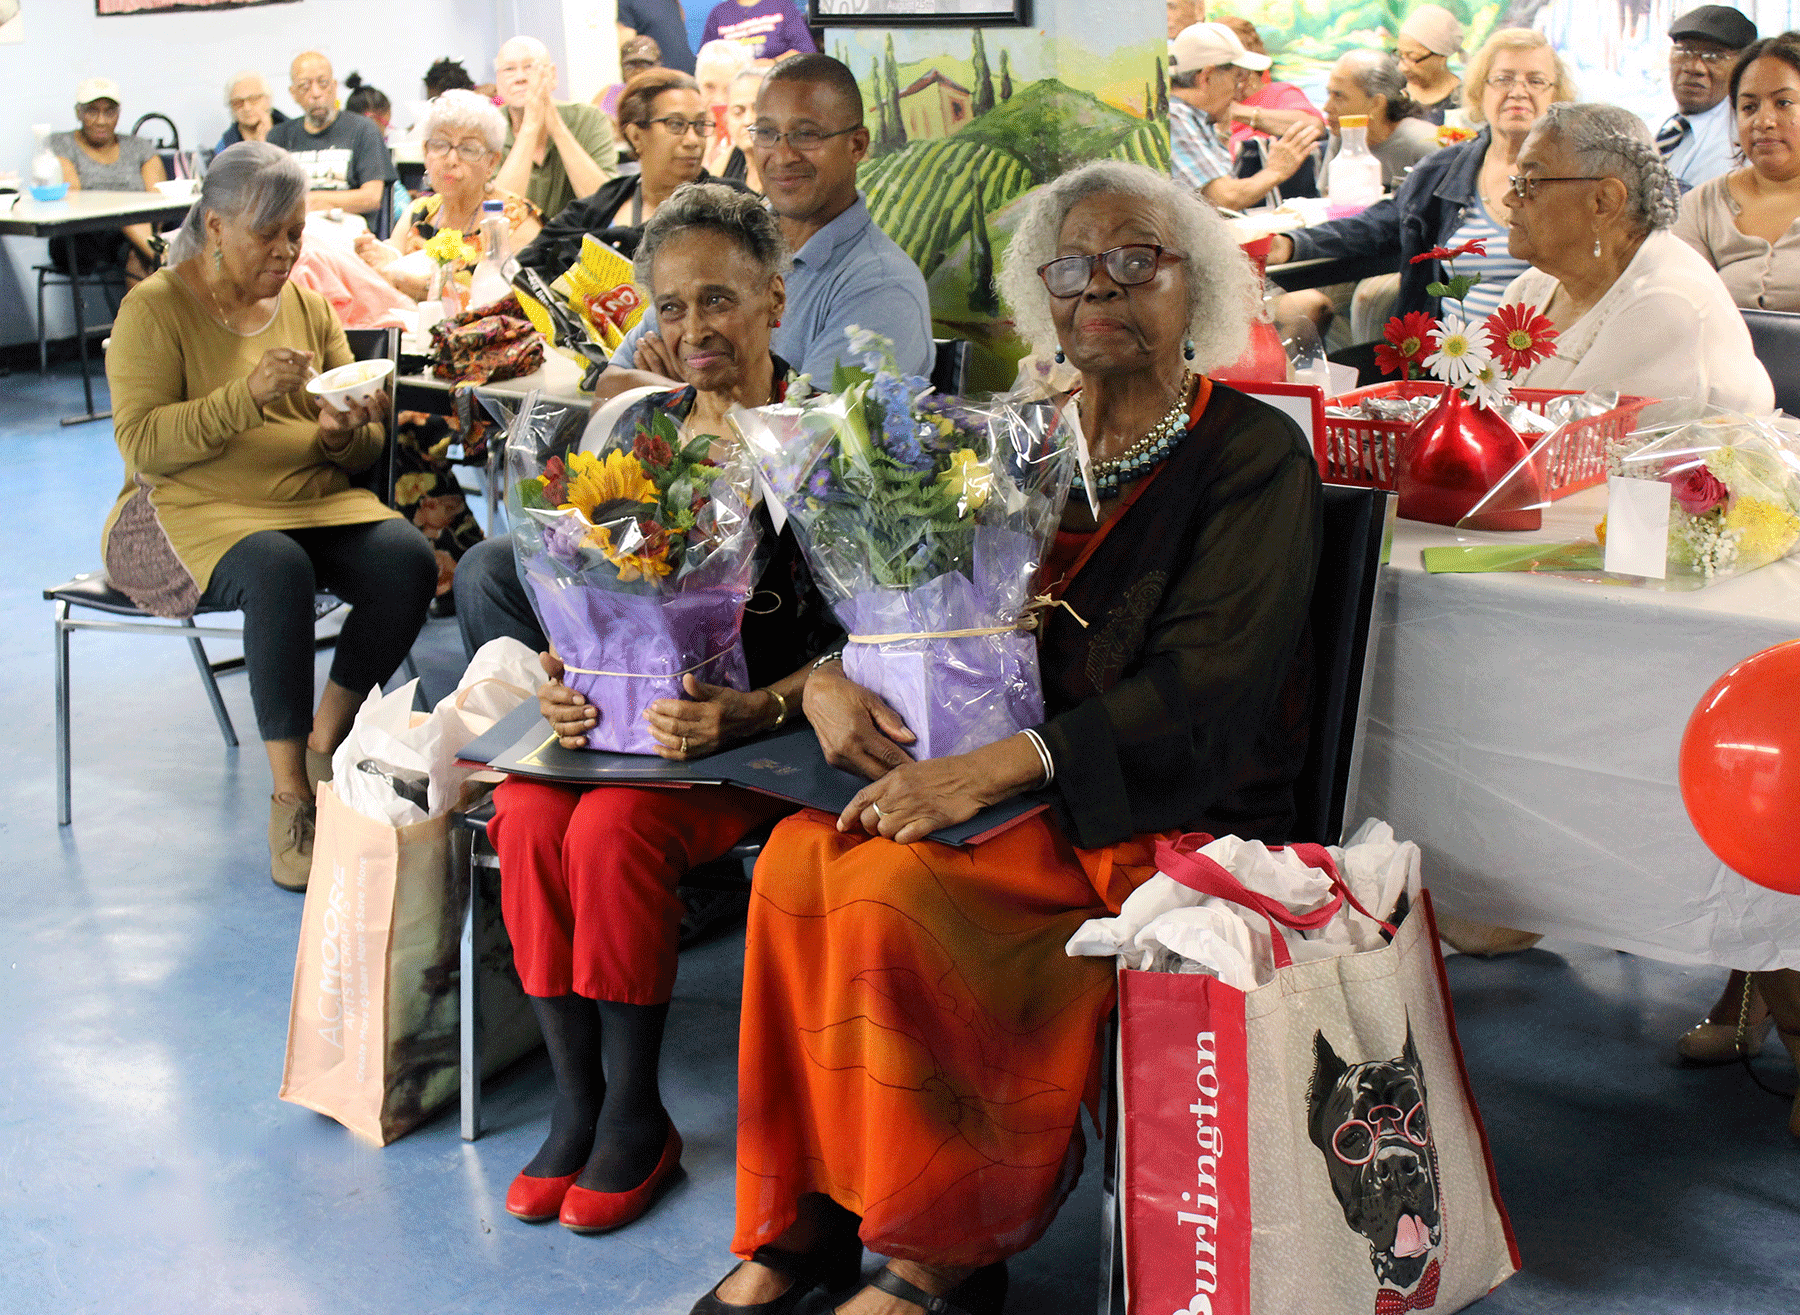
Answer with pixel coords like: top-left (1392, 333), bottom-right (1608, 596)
top-left (103, 141), bottom-right (436, 890)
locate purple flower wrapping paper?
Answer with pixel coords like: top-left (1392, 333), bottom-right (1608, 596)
top-left (525, 564), bottom-right (750, 754)
top-left (838, 527), bottom-right (1044, 760)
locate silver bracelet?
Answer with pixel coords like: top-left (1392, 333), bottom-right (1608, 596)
top-left (1021, 728), bottom-right (1055, 787)
top-left (810, 649), bottom-right (845, 672)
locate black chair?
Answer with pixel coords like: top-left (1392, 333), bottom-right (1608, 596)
top-left (46, 327), bottom-right (408, 825)
top-left (931, 337), bottom-right (973, 394)
top-left (370, 180), bottom-right (395, 241)
top-left (1094, 483), bottom-right (1393, 1315)
top-left (130, 113), bottom-right (180, 150)
top-left (34, 260), bottom-right (126, 388)
top-left (1740, 308), bottom-right (1800, 415)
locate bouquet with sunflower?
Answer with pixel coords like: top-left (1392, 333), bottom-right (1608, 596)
top-left (504, 390), bottom-right (761, 753)
top-left (730, 328), bottom-right (1075, 759)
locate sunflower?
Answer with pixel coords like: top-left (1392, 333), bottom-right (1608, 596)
top-left (560, 449), bottom-right (658, 521)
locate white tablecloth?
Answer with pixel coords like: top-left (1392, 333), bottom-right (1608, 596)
top-left (1349, 486), bottom-right (1800, 969)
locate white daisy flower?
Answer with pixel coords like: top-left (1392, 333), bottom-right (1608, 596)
top-left (1424, 313), bottom-right (1491, 389)
top-left (1468, 358), bottom-right (1512, 411)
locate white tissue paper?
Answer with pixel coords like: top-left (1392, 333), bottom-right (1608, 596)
top-left (1064, 819), bottom-right (1422, 990)
top-left (330, 638), bottom-right (541, 826)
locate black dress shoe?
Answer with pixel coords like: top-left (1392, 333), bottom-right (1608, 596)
top-left (688, 1240), bottom-right (863, 1315)
top-left (866, 1261), bottom-right (1008, 1315)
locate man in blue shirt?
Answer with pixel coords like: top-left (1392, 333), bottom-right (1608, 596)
top-left (1659, 6), bottom-right (1757, 191)
top-left (453, 54), bottom-right (933, 657)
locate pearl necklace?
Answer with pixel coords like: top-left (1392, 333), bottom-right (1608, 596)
top-left (1073, 373), bottom-right (1194, 498)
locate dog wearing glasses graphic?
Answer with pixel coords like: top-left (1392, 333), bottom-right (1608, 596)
top-left (1307, 1021), bottom-right (1444, 1313)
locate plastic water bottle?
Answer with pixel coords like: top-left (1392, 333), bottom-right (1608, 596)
top-left (30, 124), bottom-right (61, 188)
top-left (467, 199), bottom-right (514, 308)
top-left (1326, 114), bottom-right (1383, 210)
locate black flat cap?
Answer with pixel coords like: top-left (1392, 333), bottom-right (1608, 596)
top-left (1669, 5), bottom-right (1758, 48)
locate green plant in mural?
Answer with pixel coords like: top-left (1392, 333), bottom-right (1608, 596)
top-left (884, 35), bottom-right (908, 150)
top-left (972, 29), bottom-right (995, 117)
top-left (870, 57), bottom-right (893, 149)
top-left (967, 198), bottom-right (999, 314)
top-left (999, 49), bottom-right (1013, 102)
top-left (1154, 59), bottom-right (1168, 119)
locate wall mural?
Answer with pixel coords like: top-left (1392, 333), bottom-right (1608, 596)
top-left (829, 12), bottom-right (1166, 385)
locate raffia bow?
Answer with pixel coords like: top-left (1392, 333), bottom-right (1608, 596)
top-left (846, 593), bottom-right (1088, 645)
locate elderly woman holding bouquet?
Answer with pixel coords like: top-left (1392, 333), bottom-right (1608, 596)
top-left (486, 182), bottom-right (842, 1234)
top-left (1498, 101), bottom-right (1773, 418)
top-left (693, 159), bottom-right (1322, 1315)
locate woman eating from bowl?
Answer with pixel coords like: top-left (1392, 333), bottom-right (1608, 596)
top-left (50, 76), bottom-right (169, 288)
top-left (1675, 31), bottom-right (1800, 311)
top-left (357, 89), bottom-right (543, 300)
top-left (691, 159), bottom-right (1321, 1315)
top-left (1499, 101), bottom-right (1773, 417)
top-left (1270, 28), bottom-right (1572, 328)
top-left (102, 142), bottom-right (437, 890)
top-left (488, 182), bottom-right (841, 1236)
top-left (519, 69), bottom-right (737, 275)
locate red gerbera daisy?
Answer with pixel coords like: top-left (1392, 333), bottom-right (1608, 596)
top-left (1410, 239), bottom-right (1488, 265)
top-left (1484, 302), bottom-right (1559, 372)
top-left (1374, 311), bottom-right (1438, 379)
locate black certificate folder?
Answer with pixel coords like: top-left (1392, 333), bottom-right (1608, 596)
top-left (459, 700), bottom-right (1046, 847)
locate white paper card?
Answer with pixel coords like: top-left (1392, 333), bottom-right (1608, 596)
top-left (1603, 476), bottom-right (1672, 579)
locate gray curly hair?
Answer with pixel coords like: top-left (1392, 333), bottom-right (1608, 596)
top-left (422, 88), bottom-right (509, 156)
top-left (632, 182), bottom-right (791, 290)
top-left (1532, 102), bottom-right (1680, 235)
top-left (998, 161), bottom-right (1259, 370)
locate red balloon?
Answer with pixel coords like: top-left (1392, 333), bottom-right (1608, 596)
top-left (1679, 639), bottom-right (1800, 895)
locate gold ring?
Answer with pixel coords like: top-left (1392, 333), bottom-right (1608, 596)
top-left (871, 802), bottom-right (886, 819)
top-left (681, 735), bottom-right (689, 753)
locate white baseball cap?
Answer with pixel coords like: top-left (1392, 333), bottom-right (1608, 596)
top-left (1170, 22), bottom-right (1272, 75)
top-left (75, 76), bottom-right (123, 106)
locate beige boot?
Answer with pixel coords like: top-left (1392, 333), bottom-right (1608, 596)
top-left (1751, 968), bottom-right (1800, 1139)
top-left (305, 747), bottom-right (335, 797)
top-left (270, 791), bottom-right (317, 892)
top-left (1676, 970), bottom-right (1772, 1065)
top-left (1436, 912), bottom-right (1543, 957)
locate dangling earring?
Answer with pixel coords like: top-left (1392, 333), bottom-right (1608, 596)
top-left (1053, 349), bottom-right (1065, 364)
top-left (1592, 235), bottom-right (1602, 259)
top-left (773, 318), bottom-right (781, 327)
top-left (1183, 339), bottom-right (1196, 361)
top-left (212, 245), bottom-right (223, 272)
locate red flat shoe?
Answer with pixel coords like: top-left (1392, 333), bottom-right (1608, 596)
top-left (505, 1168), bottom-right (581, 1223)
top-left (559, 1120), bottom-right (684, 1234)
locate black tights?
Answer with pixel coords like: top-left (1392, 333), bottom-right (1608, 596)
top-left (525, 994), bottom-right (671, 1192)
top-left (198, 521), bottom-right (436, 742)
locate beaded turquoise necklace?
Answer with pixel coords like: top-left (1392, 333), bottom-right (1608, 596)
top-left (1072, 372), bottom-right (1195, 499)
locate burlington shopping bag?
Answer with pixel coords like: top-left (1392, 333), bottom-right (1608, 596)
top-left (1116, 838), bottom-right (1518, 1315)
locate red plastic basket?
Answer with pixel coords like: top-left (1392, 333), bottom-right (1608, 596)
top-left (1317, 381), bottom-right (1653, 498)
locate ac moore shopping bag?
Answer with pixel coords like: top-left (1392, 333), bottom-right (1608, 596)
top-left (1118, 889), bottom-right (1518, 1315)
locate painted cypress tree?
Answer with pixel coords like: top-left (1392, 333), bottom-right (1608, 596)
top-left (870, 57), bottom-right (891, 149)
top-left (968, 197), bottom-right (999, 315)
top-left (999, 49), bottom-right (1013, 101)
top-left (971, 28), bottom-right (995, 117)
top-left (884, 35), bottom-right (907, 146)
top-left (1154, 58), bottom-right (1168, 118)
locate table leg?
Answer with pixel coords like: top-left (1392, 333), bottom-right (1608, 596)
top-left (60, 269), bottom-right (112, 427)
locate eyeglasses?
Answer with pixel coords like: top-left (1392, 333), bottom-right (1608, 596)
top-left (1037, 244), bottom-right (1183, 298)
top-left (292, 77), bottom-right (335, 92)
top-left (1330, 1103), bottom-right (1428, 1166)
top-left (1506, 173), bottom-right (1609, 201)
top-left (423, 138), bottom-right (492, 162)
top-left (78, 103), bottom-right (120, 117)
top-left (749, 124), bottom-right (860, 151)
top-left (642, 115), bottom-right (715, 137)
top-left (495, 61), bottom-right (542, 77)
top-left (228, 94), bottom-right (270, 110)
top-left (1671, 45), bottom-right (1737, 65)
top-left (1395, 46), bottom-right (1439, 65)
top-left (1484, 73), bottom-right (1555, 92)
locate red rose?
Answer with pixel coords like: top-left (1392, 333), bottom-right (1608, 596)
top-left (1670, 465), bottom-right (1729, 517)
top-left (633, 432), bottom-right (675, 468)
top-left (542, 455), bottom-right (567, 506)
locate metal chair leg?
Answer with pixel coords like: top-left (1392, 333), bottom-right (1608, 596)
top-left (54, 601), bottom-right (72, 827)
top-left (37, 266), bottom-right (50, 377)
top-left (183, 621), bottom-right (238, 748)
top-left (457, 824), bottom-right (484, 1141)
top-left (1097, 1004), bottom-right (1125, 1315)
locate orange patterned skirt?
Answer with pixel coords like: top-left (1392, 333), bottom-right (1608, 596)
top-left (731, 808), bottom-right (1166, 1268)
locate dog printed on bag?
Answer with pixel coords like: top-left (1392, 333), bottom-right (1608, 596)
top-left (1307, 1020), bottom-right (1445, 1313)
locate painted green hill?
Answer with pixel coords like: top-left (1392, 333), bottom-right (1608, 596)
top-left (951, 78), bottom-right (1149, 183)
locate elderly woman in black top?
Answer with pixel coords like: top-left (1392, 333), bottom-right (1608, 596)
top-left (691, 159), bottom-right (1322, 1315)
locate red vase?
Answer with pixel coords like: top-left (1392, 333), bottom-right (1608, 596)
top-left (1396, 387), bottom-right (1543, 530)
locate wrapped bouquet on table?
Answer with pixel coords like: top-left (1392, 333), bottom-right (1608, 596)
top-left (505, 391), bottom-right (762, 753)
top-left (1069, 822), bottom-right (1519, 1315)
top-left (732, 328), bottom-right (1074, 759)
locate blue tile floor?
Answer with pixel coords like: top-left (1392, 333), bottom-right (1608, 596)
top-left (2, 365), bottom-right (1797, 1313)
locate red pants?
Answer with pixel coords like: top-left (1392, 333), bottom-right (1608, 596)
top-left (488, 778), bottom-right (791, 1004)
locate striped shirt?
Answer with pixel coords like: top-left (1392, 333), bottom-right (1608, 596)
top-left (1169, 99), bottom-right (1234, 193)
top-left (1444, 203), bottom-right (1527, 322)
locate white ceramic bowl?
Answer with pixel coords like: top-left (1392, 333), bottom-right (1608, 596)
top-left (305, 357), bottom-right (395, 412)
top-left (154, 178), bottom-right (198, 198)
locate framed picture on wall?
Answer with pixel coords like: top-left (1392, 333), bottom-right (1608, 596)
top-left (97, 0), bottom-right (296, 14)
top-left (808, 0), bottom-right (1030, 28)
